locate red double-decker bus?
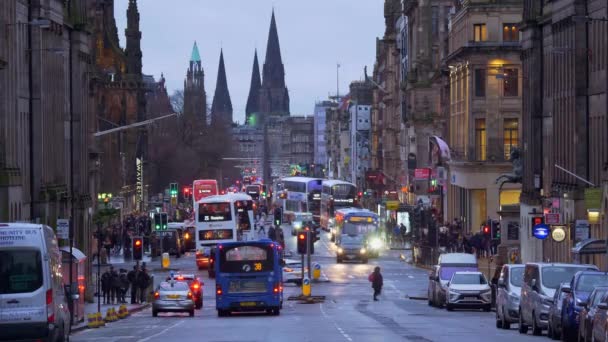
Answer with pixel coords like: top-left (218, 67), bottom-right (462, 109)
top-left (193, 179), bottom-right (219, 205)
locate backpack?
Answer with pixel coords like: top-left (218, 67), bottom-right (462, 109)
top-left (368, 273), bottom-right (375, 282)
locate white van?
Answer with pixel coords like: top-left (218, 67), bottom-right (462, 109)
top-left (0, 223), bottom-right (72, 341)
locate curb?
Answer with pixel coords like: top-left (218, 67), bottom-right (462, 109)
top-left (71, 303), bottom-right (150, 334)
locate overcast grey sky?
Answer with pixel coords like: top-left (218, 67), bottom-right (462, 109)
top-left (115, 1), bottom-right (384, 124)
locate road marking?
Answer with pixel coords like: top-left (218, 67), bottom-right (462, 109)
top-left (137, 320), bottom-right (184, 342)
top-left (320, 303), bottom-right (352, 341)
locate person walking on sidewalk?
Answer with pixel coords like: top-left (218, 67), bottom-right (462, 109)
top-left (109, 266), bottom-right (119, 304)
top-left (368, 266), bottom-right (383, 301)
top-left (137, 267), bottom-right (151, 303)
top-left (101, 268), bottom-right (113, 304)
top-left (128, 265), bottom-right (139, 304)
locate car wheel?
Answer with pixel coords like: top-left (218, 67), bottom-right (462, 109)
top-left (189, 310), bottom-right (194, 317)
top-left (152, 309), bottom-right (158, 317)
top-left (428, 292), bottom-right (433, 306)
top-left (483, 304), bottom-right (491, 312)
top-left (532, 312), bottom-right (542, 336)
top-left (446, 304), bottom-right (454, 311)
top-left (266, 309), bottom-right (273, 315)
top-left (518, 309), bottom-right (529, 334)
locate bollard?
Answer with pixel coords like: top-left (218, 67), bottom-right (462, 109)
top-left (302, 277), bottom-right (311, 297)
top-left (162, 252), bottom-right (170, 269)
top-left (312, 263), bottom-right (321, 280)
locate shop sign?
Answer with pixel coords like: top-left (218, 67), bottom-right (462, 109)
top-left (585, 188), bottom-right (601, 209)
top-left (551, 226), bottom-right (567, 242)
top-left (386, 201), bottom-right (400, 210)
top-left (414, 168), bottom-right (430, 180)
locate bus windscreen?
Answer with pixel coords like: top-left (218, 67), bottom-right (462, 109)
top-left (220, 245), bottom-right (274, 273)
top-left (199, 203), bottom-right (232, 222)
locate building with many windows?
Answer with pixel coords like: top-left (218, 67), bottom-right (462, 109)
top-left (445, 0), bottom-right (523, 234)
top-left (313, 101), bottom-right (336, 168)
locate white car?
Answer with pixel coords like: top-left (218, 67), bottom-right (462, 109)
top-left (283, 259), bottom-right (306, 285)
top-left (446, 271), bottom-right (492, 312)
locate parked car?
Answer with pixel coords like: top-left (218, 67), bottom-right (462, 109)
top-left (495, 264), bottom-right (525, 329)
top-left (519, 263), bottom-right (598, 336)
top-left (561, 271), bottom-right (608, 341)
top-left (591, 293), bottom-right (608, 342)
top-left (445, 271), bottom-right (492, 312)
top-left (547, 283), bottom-right (571, 340)
top-left (427, 253), bottom-right (478, 307)
top-left (578, 286), bottom-right (608, 342)
top-left (0, 223), bottom-right (73, 342)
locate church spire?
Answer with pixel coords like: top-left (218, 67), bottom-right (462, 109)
top-left (191, 41), bottom-right (201, 63)
top-left (262, 9), bottom-right (285, 88)
top-left (211, 49), bottom-right (233, 126)
top-left (125, 0), bottom-right (142, 75)
top-left (245, 50), bottom-right (261, 125)
top-left (183, 41), bottom-right (206, 123)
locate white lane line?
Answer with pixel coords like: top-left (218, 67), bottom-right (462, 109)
top-left (137, 320), bottom-right (184, 342)
top-left (320, 303), bottom-right (352, 341)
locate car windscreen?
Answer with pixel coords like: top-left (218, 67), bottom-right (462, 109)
top-left (219, 245), bottom-right (274, 273)
top-left (440, 266), bottom-right (478, 281)
top-left (159, 282), bottom-right (189, 292)
top-left (0, 249), bottom-right (43, 294)
top-left (198, 202), bottom-right (232, 222)
top-left (542, 266), bottom-right (591, 289)
top-left (576, 274), bottom-right (608, 292)
top-left (510, 267), bottom-right (524, 287)
top-left (451, 273), bottom-right (487, 285)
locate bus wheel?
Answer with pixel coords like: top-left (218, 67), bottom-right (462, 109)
top-left (273, 308), bottom-right (280, 316)
top-left (266, 309), bottom-right (273, 315)
top-left (217, 310), bottom-right (228, 317)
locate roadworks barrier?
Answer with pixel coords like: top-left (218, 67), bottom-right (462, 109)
top-left (95, 312), bottom-right (105, 327)
top-left (104, 307), bottom-right (118, 322)
top-left (87, 313), bottom-right (99, 328)
top-left (117, 304), bottom-right (130, 319)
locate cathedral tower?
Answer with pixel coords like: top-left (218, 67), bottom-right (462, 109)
top-left (210, 49), bottom-right (233, 127)
top-left (183, 41), bottom-right (207, 124)
top-left (258, 10), bottom-right (290, 116)
top-left (245, 50), bottom-right (261, 125)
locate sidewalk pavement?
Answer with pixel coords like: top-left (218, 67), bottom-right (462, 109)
top-left (72, 300), bottom-right (150, 333)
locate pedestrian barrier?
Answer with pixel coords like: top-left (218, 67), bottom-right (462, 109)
top-left (312, 263), bottom-right (321, 280)
top-left (117, 304), bottom-right (130, 319)
top-left (87, 313), bottom-right (99, 328)
top-left (95, 312), bottom-right (105, 327)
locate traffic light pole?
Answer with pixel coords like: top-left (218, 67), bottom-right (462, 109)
top-left (307, 230), bottom-right (312, 281)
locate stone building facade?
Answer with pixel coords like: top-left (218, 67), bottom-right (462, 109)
top-left (445, 0), bottom-right (523, 234)
top-left (520, 0), bottom-right (608, 265)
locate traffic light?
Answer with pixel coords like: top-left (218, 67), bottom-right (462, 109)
top-left (170, 183), bottom-right (178, 198)
top-left (160, 213), bottom-right (168, 230)
top-left (183, 187), bottom-right (191, 198)
top-left (483, 225), bottom-right (490, 235)
top-left (274, 208), bottom-right (282, 226)
top-left (154, 213), bottom-right (161, 230)
top-left (492, 221), bottom-right (501, 240)
top-left (297, 231), bottom-right (314, 254)
top-left (532, 216), bottom-right (544, 227)
top-left (357, 191), bottom-right (363, 198)
top-left (133, 237), bottom-right (143, 260)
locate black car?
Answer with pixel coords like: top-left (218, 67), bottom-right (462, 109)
top-left (336, 234), bottom-right (368, 263)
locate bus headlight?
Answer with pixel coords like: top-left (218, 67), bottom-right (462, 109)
top-left (360, 248), bottom-right (367, 254)
top-left (370, 238), bottom-right (383, 250)
top-left (337, 247), bottom-right (343, 254)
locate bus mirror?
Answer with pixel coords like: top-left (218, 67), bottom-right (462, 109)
top-left (280, 259), bottom-right (286, 267)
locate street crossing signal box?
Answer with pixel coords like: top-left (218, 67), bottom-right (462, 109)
top-left (297, 231), bottom-right (314, 255)
top-left (133, 237), bottom-right (143, 260)
top-left (274, 208), bottom-right (283, 226)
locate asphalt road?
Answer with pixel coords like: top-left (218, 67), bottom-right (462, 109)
top-left (72, 225), bottom-right (542, 342)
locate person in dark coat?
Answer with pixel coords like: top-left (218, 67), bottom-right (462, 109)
top-left (127, 265), bottom-right (139, 304)
top-left (137, 267), bottom-right (151, 303)
top-left (118, 269), bottom-right (129, 303)
top-left (101, 269), bottom-right (112, 304)
top-left (109, 266), bottom-right (119, 304)
top-left (370, 266), bottom-right (383, 301)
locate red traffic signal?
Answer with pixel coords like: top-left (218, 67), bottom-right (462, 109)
top-left (483, 225), bottom-right (490, 235)
top-left (357, 191), bottom-right (363, 198)
top-left (135, 239), bottom-right (142, 247)
top-left (298, 233), bottom-right (306, 240)
top-left (532, 216), bottom-right (544, 227)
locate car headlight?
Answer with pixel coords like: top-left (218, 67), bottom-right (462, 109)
top-left (541, 296), bottom-right (554, 306)
top-left (370, 238), bottom-right (383, 250)
top-left (337, 248), bottom-right (343, 254)
top-left (360, 248), bottom-right (367, 254)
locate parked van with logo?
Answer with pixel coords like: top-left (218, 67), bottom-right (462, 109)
top-left (0, 223), bottom-right (72, 341)
top-left (428, 253), bottom-right (478, 307)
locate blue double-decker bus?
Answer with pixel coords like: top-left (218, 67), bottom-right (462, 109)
top-left (214, 239), bottom-right (283, 316)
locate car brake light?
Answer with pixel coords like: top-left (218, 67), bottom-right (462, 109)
top-left (273, 283), bottom-right (281, 293)
top-left (192, 283), bottom-right (200, 290)
top-left (216, 284), bottom-right (223, 295)
top-left (187, 292), bottom-right (193, 299)
top-left (46, 289), bottom-right (54, 323)
top-left (154, 291), bottom-right (160, 299)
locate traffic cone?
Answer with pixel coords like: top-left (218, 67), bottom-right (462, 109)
top-left (117, 304), bottom-right (129, 319)
top-left (104, 307), bottom-right (115, 322)
top-left (87, 313), bottom-right (98, 328)
top-left (113, 307), bottom-right (120, 320)
top-left (96, 312), bottom-right (105, 327)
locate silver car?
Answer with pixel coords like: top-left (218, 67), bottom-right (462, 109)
top-left (495, 264), bottom-right (524, 329)
top-left (152, 281), bottom-right (195, 317)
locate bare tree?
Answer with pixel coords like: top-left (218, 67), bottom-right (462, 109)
top-left (170, 89), bottom-right (184, 114)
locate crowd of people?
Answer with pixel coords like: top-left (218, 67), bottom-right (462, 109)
top-left (100, 263), bottom-right (152, 305)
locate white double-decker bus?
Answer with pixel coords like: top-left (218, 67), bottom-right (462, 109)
top-left (320, 179), bottom-right (358, 231)
top-left (194, 193), bottom-right (255, 249)
top-left (280, 177), bottom-right (323, 225)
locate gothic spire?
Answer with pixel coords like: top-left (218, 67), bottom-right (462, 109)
top-left (262, 9), bottom-right (285, 88)
top-left (245, 49), bottom-right (261, 125)
top-left (191, 41), bottom-right (201, 63)
top-left (211, 49), bottom-right (233, 125)
top-left (125, 0), bottom-right (142, 75)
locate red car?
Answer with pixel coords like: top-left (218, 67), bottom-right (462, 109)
top-left (195, 247), bottom-right (212, 270)
top-left (167, 274), bottom-right (203, 309)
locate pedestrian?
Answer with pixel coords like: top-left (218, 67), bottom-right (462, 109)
top-left (109, 266), bottom-right (119, 304)
top-left (101, 269), bottom-right (111, 304)
top-left (128, 265), bottom-right (139, 304)
top-left (119, 269), bottom-right (129, 303)
top-left (137, 267), bottom-right (151, 303)
top-left (368, 266), bottom-right (383, 301)
top-left (267, 225), bottom-right (276, 241)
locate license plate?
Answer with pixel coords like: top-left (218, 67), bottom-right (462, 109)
top-left (240, 302), bottom-right (257, 307)
top-left (464, 297), bottom-right (477, 301)
top-left (167, 295), bottom-right (180, 299)
top-left (346, 255), bottom-right (354, 259)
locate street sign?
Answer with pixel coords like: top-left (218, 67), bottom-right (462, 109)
top-left (551, 226), bottom-right (567, 242)
top-left (56, 219), bottom-right (70, 240)
top-left (414, 168), bottom-right (431, 180)
top-left (575, 220), bottom-right (590, 242)
top-left (545, 213), bottom-right (561, 225)
top-left (532, 223), bottom-right (550, 240)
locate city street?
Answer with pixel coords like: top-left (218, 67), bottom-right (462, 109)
top-left (72, 225), bottom-right (540, 342)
